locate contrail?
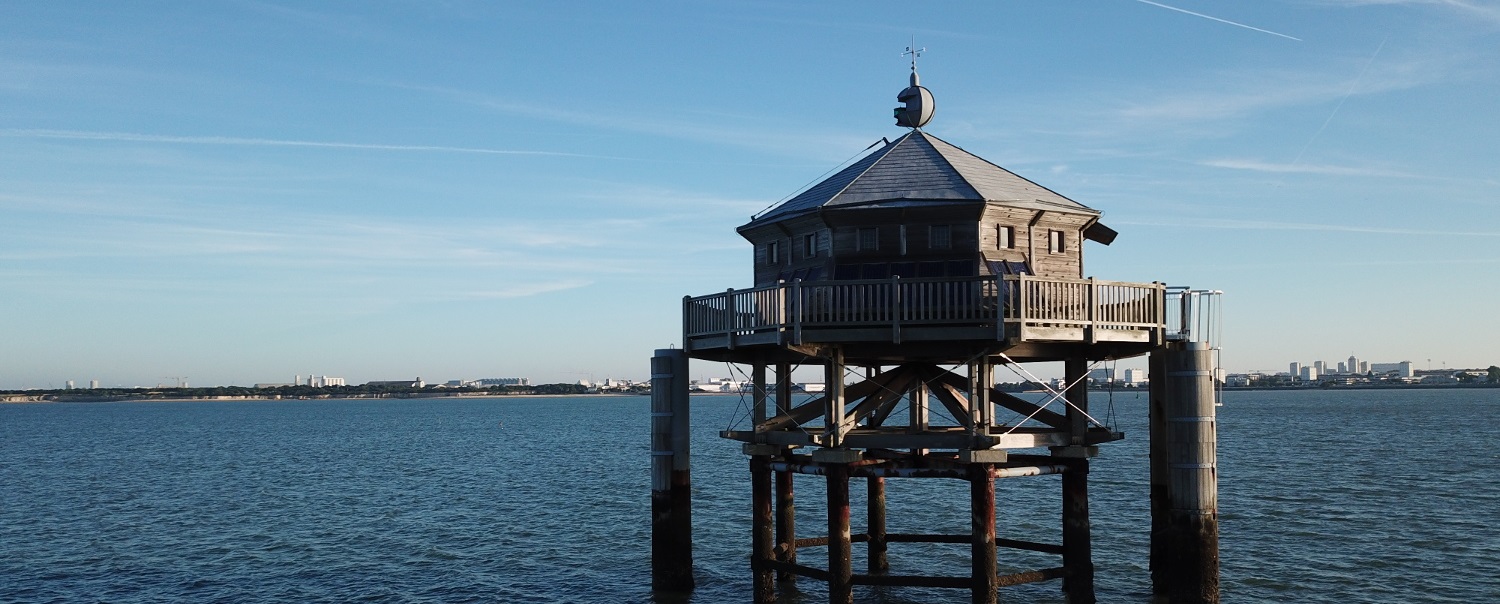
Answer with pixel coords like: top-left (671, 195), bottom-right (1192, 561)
top-left (1291, 37), bottom-right (1388, 166)
top-left (0, 129), bottom-right (613, 158)
top-left (1131, 0), bottom-right (1302, 41)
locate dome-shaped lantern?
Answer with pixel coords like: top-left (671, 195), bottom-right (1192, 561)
top-left (894, 71), bottom-right (934, 128)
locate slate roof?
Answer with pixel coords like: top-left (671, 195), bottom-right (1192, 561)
top-left (742, 131), bottom-right (1096, 231)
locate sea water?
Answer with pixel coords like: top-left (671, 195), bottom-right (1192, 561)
top-left (2, 388), bottom-right (1497, 603)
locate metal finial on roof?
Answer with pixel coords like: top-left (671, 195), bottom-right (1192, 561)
top-left (904, 42), bottom-right (925, 82)
top-left (895, 42), bottom-right (934, 128)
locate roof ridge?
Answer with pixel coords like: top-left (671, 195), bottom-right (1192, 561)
top-left (920, 131), bottom-right (1087, 210)
top-left (816, 131), bottom-right (915, 209)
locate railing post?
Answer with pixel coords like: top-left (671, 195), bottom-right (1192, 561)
top-left (1087, 277), bottom-right (1097, 344)
top-left (1019, 276), bottom-right (1030, 338)
top-left (792, 280), bottom-right (803, 346)
top-left (682, 295), bottom-right (692, 347)
top-left (776, 281), bottom-right (787, 343)
top-left (1157, 284), bottom-right (1167, 345)
top-left (995, 275), bottom-right (1005, 341)
top-left (890, 275), bottom-right (901, 344)
top-left (725, 288), bottom-right (736, 350)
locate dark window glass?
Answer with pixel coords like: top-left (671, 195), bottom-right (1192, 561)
top-left (834, 264), bottom-right (860, 280)
top-left (861, 263), bottom-right (889, 279)
top-left (890, 262), bottom-right (917, 278)
top-left (858, 227), bottom-right (879, 251)
top-left (947, 260), bottom-right (975, 277)
top-left (917, 261), bottom-right (945, 278)
top-left (930, 225), bottom-right (951, 249)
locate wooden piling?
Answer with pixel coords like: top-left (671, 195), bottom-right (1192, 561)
top-left (1060, 357), bottom-right (1096, 603)
top-left (825, 348), bottom-right (848, 448)
top-left (969, 463), bottom-right (997, 604)
top-left (1148, 350), bottom-right (1169, 596)
top-left (1161, 341), bottom-right (1220, 604)
top-left (867, 477), bottom-right (888, 575)
top-left (827, 463), bottom-right (853, 604)
top-left (1064, 358), bottom-right (1089, 445)
top-left (775, 362), bottom-right (796, 584)
top-left (776, 468), bottom-right (796, 583)
top-left (650, 348), bottom-right (693, 592)
top-left (1061, 459), bottom-right (1095, 604)
top-left (752, 454), bottom-right (776, 603)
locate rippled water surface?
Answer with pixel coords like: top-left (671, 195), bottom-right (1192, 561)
top-left (2, 389), bottom-right (1497, 603)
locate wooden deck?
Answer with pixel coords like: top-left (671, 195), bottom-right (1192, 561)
top-left (684, 275), bottom-right (1166, 362)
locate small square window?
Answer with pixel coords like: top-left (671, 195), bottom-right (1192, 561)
top-left (1049, 230), bottom-right (1065, 254)
top-left (929, 225), bottom-right (951, 249)
top-left (858, 227), bottom-right (879, 251)
top-left (803, 232), bottom-right (818, 258)
top-left (997, 225), bottom-right (1014, 250)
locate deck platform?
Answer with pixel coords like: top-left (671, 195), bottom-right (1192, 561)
top-left (684, 275), bottom-right (1166, 364)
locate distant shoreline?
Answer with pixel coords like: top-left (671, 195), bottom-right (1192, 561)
top-left (5, 381), bottom-right (1495, 405)
top-left (0, 392), bottom-right (645, 404)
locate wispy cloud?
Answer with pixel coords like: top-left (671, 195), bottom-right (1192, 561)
top-left (0, 129), bottom-right (622, 159)
top-left (451, 280), bottom-right (594, 300)
top-left (1317, 0), bottom-right (1500, 25)
top-left (1130, 0), bottom-right (1302, 40)
top-left (1114, 57), bottom-right (1444, 123)
top-left (386, 82), bottom-right (872, 163)
top-left (1114, 217), bottom-right (1500, 237)
top-left (1199, 158), bottom-right (1417, 178)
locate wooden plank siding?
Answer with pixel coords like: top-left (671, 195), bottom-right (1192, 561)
top-left (978, 206), bottom-right (1034, 270)
top-left (1028, 212), bottom-right (1091, 279)
top-left (744, 203), bottom-right (1097, 287)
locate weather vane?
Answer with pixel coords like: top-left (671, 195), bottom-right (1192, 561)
top-left (903, 39), bottom-right (925, 74)
top-left (894, 39), bottom-right (933, 128)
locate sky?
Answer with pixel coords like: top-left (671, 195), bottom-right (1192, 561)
top-left (2, 1), bottom-right (1498, 389)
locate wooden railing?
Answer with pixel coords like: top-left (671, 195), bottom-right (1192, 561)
top-left (684, 276), bottom-right (1165, 344)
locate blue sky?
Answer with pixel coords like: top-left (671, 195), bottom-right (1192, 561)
top-left (2, 1), bottom-right (1497, 388)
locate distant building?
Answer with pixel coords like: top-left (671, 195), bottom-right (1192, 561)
top-left (1358, 361), bottom-right (1370, 374)
top-left (1300, 366), bottom-right (1318, 381)
top-left (65, 380), bottom-right (75, 390)
top-left (477, 377), bottom-right (531, 387)
top-left (365, 378), bottom-right (424, 388)
top-left (1122, 368), bottom-right (1145, 384)
top-left (306, 375), bottom-right (345, 387)
top-left (1348, 355), bottom-right (1358, 374)
top-left (1289, 362), bottom-right (1301, 380)
top-left (294, 375), bottom-right (345, 387)
top-left (89, 380), bottom-right (99, 389)
top-left (1087, 368), bottom-right (1114, 383)
top-left (1337, 362), bottom-right (1347, 373)
top-left (254, 383), bottom-right (293, 388)
top-left (1370, 361), bottom-right (1414, 378)
top-left (1313, 361), bottom-right (1327, 375)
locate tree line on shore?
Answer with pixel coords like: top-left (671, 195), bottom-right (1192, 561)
top-left (1, 382), bottom-right (646, 400)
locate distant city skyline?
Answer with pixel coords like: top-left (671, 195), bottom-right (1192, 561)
top-left (3, 3), bottom-right (1497, 388)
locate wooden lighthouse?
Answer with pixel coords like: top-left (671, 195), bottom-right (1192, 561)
top-left (653, 58), bottom-right (1222, 604)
